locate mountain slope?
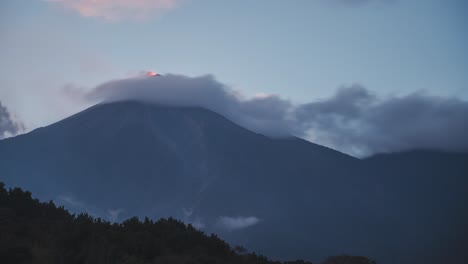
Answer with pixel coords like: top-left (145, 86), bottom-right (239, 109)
top-left (360, 151), bottom-right (468, 264)
top-left (0, 101), bottom-right (356, 215)
top-left (1, 101), bottom-right (467, 264)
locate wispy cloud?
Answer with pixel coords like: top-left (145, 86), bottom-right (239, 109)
top-left (46, 0), bottom-right (183, 21)
top-left (108, 208), bottom-right (125, 222)
top-left (190, 218), bottom-right (205, 229)
top-left (217, 216), bottom-right (260, 231)
top-left (0, 101), bottom-right (24, 139)
top-left (57, 194), bottom-right (126, 221)
top-left (180, 208), bottom-right (205, 229)
top-left (57, 194), bottom-right (88, 209)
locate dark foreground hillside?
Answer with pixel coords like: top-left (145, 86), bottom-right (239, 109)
top-left (0, 183), bottom-right (375, 264)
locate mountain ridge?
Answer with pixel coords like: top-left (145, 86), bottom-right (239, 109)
top-left (1, 100), bottom-right (467, 264)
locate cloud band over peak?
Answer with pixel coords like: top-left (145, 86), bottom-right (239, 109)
top-left (82, 74), bottom-right (468, 157)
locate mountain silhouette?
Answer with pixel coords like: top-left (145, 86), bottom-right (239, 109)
top-left (1, 100), bottom-right (467, 264)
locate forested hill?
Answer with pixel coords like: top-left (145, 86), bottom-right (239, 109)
top-left (0, 182), bottom-right (375, 264)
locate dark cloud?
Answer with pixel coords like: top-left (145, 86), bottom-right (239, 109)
top-left (85, 74), bottom-right (468, 157)
top-left (0, 101), bottom-right (24, 139)
top-left (296, 86), bottom-right (468, 156)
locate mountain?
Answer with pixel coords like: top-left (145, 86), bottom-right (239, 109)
top-left (1, 100), bottom-right (467, 264)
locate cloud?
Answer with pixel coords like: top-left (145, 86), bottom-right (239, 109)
top-left (0, 101), bottom-right (24, 139)
top-left (108, 208), bottom-right (125, 222)
top-left (296, 85), bottom-right (468, 156)
top-left (57, 193), bottom-right (124, 221)
top-left (180, 208), bottom-right (205, 229)
top-left (57, 194), bottom-right (88, 209)
top-left (86, 74), bottom-right (294, 137)
top-left (83, 74), bottom-right (468, 157)
top-left (46, 0), bottom-right (183, 21)
top-left (182, 208), bottom-right (194, 217)
top-left (217, 216), bottom-right (260, 231)
top-left (190, 218), bottom-right (205, 229)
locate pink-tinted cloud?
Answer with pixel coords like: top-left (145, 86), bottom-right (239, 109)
top-left (46, 0), bottom-right (183, 21)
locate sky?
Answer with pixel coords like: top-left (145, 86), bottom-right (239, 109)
top-left (0, 0), bottom-right (467, 156)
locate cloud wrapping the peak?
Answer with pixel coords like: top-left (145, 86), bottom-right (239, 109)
top-left (0, 101), bottom-right (24, 139)
top-left (84, 74), bottom-right (468, 157)
top-left (87, 74), bottom-right (294, 136)
top-left (47, 0), bottom-right (182, 21)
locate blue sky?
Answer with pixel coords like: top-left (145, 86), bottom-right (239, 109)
top-left (0, 0), bottom-right (467, 130)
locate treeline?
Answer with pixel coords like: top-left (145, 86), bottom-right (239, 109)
top-left (0, 183), bottom-right (375, 264)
